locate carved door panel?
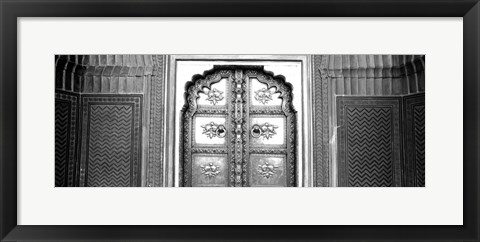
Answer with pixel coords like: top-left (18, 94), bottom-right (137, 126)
top-left (181, 66), bottom-right (296, 187)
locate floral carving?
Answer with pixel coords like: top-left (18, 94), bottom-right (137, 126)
top-left (201, 162), bottom-right (221, 178)
top-left (201, 122), bottom-right (226, 139)
top-left (205, 88), bottom-right (224, 105)
top-left (254, 88), bottom-right (274, 104)
top-left (258, 161), bottom-right (278, 179)
top-left (182, 66), bottom-right (296, 187)
top-left (251, 122), bottom-right (278, 139)
top-left (246, 69), bottom-right (296, 186)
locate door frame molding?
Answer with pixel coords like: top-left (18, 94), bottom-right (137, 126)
top-left (164, 55), bottom-right (314, 187)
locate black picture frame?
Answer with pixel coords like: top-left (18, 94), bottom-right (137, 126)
top-left (1, 0), bottom-right (478, 241)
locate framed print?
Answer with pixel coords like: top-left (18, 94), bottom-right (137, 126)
top-left (1, 0), bottom-right (479, 241)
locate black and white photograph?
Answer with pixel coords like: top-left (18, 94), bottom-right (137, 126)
top-left (55, 55), bottom-right (425, 187)
top-left (3, 0), bottom-right (476, 239)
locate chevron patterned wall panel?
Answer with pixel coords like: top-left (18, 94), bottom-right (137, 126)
top-left (79, 95), bottom-right (143, 187)
top-left (337, 97), bottom-right (402, 187)
top-left (55, 91), bottom-right (79, 187)
top-left (404, 93), bottom-right (425, 187)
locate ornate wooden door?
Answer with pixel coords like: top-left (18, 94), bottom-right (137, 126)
top-left (181, 66), bottom-right (296, 187)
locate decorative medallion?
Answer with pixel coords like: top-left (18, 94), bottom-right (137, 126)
top-left (258, 161), bottom-right (278, 179)
top-left (254, 88), bottom-right (274, 105)
top-left (251, 122), bottom-right (278, 139)
top-left (201, 122), bottom-right (226, 139)
top-left (201, 162), bottom-right (221, 178)
top-left (205, 88), bottom-right (224, 105)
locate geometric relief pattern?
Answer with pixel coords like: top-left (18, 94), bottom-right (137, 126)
top-left (55, 91), bottom-right (79, 187)
top-left (414, 105), bottom-right (425, 187)
top-left (147, 55), bottom-right (164, 187)
top-left (337, 97), bottom-right (401, 187)
top-left (80, 95), bottom-right (142, 187)
top-left (87, 105), bottom-right (133, 187)
top-left (403, 93), bottom-right (425, 187)
top-left (312, 55), bottom-right (330, 187)
top-left (346, 107), bottom-right (393, 187)
top-left (55, 101), bottom-right (70, 187)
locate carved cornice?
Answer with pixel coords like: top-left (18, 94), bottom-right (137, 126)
top-left (321, 55), bottom-right (425, 79)
top-left (55, 55), bottom-right (161, 94)
top-left (56, 55), bottom-right (157, 78)
top-left (318, 55), bottom-right (425, 96)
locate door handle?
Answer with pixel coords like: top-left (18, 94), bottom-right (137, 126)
top-left (216, 124), bottom-right (226, 138)
top-left (251, 124), bottom-right (262, 138)
top-left (251, 123), bottom-right (278, 139)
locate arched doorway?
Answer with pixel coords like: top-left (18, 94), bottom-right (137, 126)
top-left (180, 65), bottom-right (296, 187)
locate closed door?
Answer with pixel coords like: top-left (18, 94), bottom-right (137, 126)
top-left (181, 66), bottom-right (296, 187)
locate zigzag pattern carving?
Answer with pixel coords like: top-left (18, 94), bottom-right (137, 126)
top-left (148, 56), bottom-right (164, 187)
top-left (414, 106), bottom-right (425, 186)
top-left (312, 55), bottom-right (330, 187)
top-left (87, 105), bottom-right (133, 187)
top-left (346, 107), bottom-right (393, 187)
top-left (55, 101), bottom-right (70, 187)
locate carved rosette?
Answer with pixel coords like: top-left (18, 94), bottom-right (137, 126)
top-left (205, 88), bottom-right (224, 105)
top-left (251, 122), bottom-right (279, 139)
top-left (201, 122), bottom-right (226, 139)
top-left (254, 88), bottom-right (274, 104)
top-left (201, 162), bottom-right (221, 178)
top-left (258, 161), bottom-right (278, 179)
